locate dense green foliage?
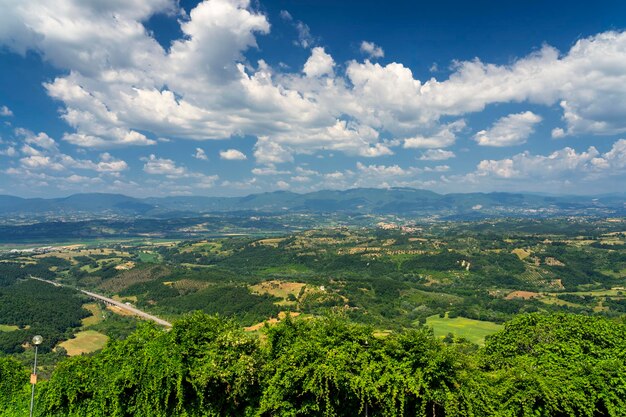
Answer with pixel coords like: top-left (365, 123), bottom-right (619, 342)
top-left (0, 356), bottom-right (29, 415)
top-left (6, 312), bottom-right (621, 416)
top-left (0, 279), bottom-right (89, 353)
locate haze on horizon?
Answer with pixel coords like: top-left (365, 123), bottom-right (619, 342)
top-left (0, 0), bottom-right (625, 198)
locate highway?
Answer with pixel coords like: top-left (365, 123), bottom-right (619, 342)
top-left (30, 277), bottom-right (172, 328)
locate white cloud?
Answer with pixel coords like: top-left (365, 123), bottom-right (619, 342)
top-left (303, 47), bottom-right (335, 78)
top-left (291, 175), bottom-right (311, 183)
top-left (0, 105), bottom-right (13, 117)
top-left (142, 154), bottom-right (187, 177)
top-left (20, 155), bottom-right (64, 171)
top-left (253, 137), bottom-right (294, 165)
top-left (474, 111), bottom-right (542, 147)
top-left (424, 165), bottom-right (450, 172)
top-left (360, 41), bottom-right (384, 59)
top-left (403, 120), bottom-right (466, 149)
top-left (251, 166), bottom-right (290, 175)
top-left (11, 128), bottom-right (128, 174)
top-left (94, 153), bottom-right (128, 173)
top-left (16, 128), bottom-right (58, 150)
top-left (295, 21), bottom-right (314, 48)
top-left (551, 127), bottom-right (566, 139)
top-left (276, 180), bottom-right (290, 189)
top-left (219, 148), bottom-right (247, 160)
top-left (3, 0), bottom-right (626, 171)
top-left (356, 162), bottom-right (420, 177)
top-left (0, 146), bottom-right (17, 157)
top-left (419, 149), bottom-right (456, 161)
top-left (194, 148), bottom-right (208, 160)
top-left (471, 139), bottom-right (626, 181)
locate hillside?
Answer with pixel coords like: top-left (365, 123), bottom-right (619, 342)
top-left (1, 188), bottom-right (624, 218)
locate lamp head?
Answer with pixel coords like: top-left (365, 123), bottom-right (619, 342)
top-left (32, 335), bottom-right (43, 346)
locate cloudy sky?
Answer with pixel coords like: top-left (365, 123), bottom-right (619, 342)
top-left (1, 0), bottom-right (625, 197)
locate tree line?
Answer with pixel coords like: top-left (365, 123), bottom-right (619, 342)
top-left (2, 312), bottom-right (625, 416)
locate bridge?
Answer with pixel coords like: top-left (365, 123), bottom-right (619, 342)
top-left (30, 277), bottom-right (172, 328)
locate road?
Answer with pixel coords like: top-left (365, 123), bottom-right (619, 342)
top-left (30, 277), bottom-right (172, 327)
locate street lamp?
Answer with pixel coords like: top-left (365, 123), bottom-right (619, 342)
top-left (30, 335), bottom-right (43, 417)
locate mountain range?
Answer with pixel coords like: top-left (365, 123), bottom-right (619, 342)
top-left (1, 188), bottom-right (624, 219)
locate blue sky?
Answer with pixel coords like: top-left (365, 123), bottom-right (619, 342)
top-left (0, 0), bottom-right (625, 197)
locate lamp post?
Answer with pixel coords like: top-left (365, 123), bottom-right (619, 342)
top-left (30, 335), bottom-right (43, 417)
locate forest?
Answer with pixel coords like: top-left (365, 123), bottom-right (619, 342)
top-left (2, 312), bottom-right (626, 416)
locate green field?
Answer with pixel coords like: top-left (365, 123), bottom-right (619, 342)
top-left (138, 251), bottom-right (160, 263)
top-left (0, 324), bottom-right (19, 332)
top-left (425, 314), bottom-right (502, 345)
top-left (58, 330), bottom-right (109, 356)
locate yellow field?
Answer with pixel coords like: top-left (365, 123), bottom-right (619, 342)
top-left (59, 330), bottom-right (109, 356)
top-left (81, 303), bottom-right (106, 326)
top-left (250, 280), bottom-right (306, 304)
top-left (106, 305), bottom-right (135, 317)
top-left (512, 248), bottom-right (531, 260)
top-left (0, 324), bottom-right (19, 332)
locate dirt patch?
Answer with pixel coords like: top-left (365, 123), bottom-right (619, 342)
top-left (505, 290), bottom-right (541, 300)
top-left (115, 261), bottom-right (136, 270)
top-left (106, 305), bottom-right (135, 317)
top-left (250, 280), bottom-right (306, 301)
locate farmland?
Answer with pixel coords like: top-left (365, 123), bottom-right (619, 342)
top-left (0, 217), bottom-right (625, 369)
top-left (425, 314), bottom-right (502, 345)
top-left (58, 330), bottom-right (109, 356)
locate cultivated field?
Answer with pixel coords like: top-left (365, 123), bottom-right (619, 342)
top-left (59, 330), bottom-right (109, 356)
top-left (425, 314), bottom-right (502, 345)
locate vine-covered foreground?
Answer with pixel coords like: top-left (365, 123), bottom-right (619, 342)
top-left (2, 312), bottom-right (626, 416)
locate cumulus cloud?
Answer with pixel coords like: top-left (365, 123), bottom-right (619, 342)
top-left (220, 148), bottom-right (247, 160)
top-left (419, 149), bottom-right (456, 161)
top-left (357, 162), bottom-right (415, 177)
top-left (16, 128), bottom-right (57, 150)
top-left (360, 41), bottom-right (384, 59)
top-left (253, 138), bottom-right (294, 165)
top-left (0, 146), bottom-right (17, 157)
top-left (474, 111), bottom-right (542, 147)
top-left (251, 166), bottom-right (290, 175)
top-left (3, 0), bottom-right (626, 186)
top-left (142, 154), bottom-right (187, 177)
top-left (194, 148), bottom-right (208, 160)
top-left (0, 105), bottom-right (13, 117)
top-left (551, 127), bottom-right (566, 139)
top-left (471, 139), bottom-right (626, 181)
top-left (303, 47), bottom-right (335, 78)
top-left (276, 180), bottom-right (290, 189)
top-left (403, 120), bottom-right (466, 149)
top-left (95, 153), bottom-right (129, 172)
top-left (10, 128), bottom-right (129, 174)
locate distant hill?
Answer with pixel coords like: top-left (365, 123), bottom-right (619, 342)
top-left (0, 188), bottom-right (624, 218)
